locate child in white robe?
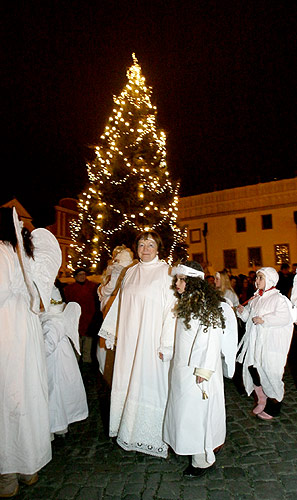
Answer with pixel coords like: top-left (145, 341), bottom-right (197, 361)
top-left (236, 267), bottom-right (294, 420)
top-left (40, 285), bottom-right (88, 438)
top-left (163, 261), bottom-right (238, 478)
top-left (97, 246), bottom-right (134, 376)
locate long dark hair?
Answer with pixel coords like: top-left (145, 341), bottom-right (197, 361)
top-left (173, 261), bottom-right (226, 331)
top-left (0, 207), bottom-right (34, 258)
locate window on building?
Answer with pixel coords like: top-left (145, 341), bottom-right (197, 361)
top-left (262, 214), bottom-right (272, 230)
top-left (236, 217), bottom-right (246, 232)
top-left (192, 253), bottom-right (204, 263)
top-left (223, 249), bottom-right (237, 269)
top-left (275, 244), bottom-right (290, 265)
top-left (248, 247), bottom-right (262, 267)
top-left (190, 228), bottom-right (201, 243)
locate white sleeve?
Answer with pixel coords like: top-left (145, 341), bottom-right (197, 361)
top-left (159, 274), bottom-right (177, 350)
top-left (236, 303), bottom-right (250, 322)
top-left (30, 228), bottom-right (62, 312)
top-left (189, 324), bottom-right (221, 373)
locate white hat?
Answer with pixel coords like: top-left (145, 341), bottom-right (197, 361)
top-left (257, 267), bottom-right (279, 290)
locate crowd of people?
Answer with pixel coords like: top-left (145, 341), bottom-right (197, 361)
top-left (1, 212), bottom-right (296, 496)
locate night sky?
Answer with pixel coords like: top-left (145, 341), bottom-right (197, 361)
top-left (2, 1), bottom-right (296, 226)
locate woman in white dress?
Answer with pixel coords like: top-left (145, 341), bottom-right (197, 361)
top-left (215, 270), bottom-right (239, 308)
top-left (0, 207), bottom-right (61, 497)
top-left (163, 261), bottom-right (238, 477)
top-left (99, 231), bottom-right (176, 458)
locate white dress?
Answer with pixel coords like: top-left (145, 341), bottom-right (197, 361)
top-left (0, 229), bottom-right (61, 475)
top-left (224, 289), bottom-right (239, 308)
top-left (237, 289), bottom-right (294, 401)
top-left (163, 302), bottom-right (238, 465)
top-left (40, 287), bottom-right (88, 434)
top-left (106, 256), bottom-right (176, 458)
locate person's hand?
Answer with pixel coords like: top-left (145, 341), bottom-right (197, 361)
top-left (196, 376), bottom-right (206, 384)
top-left (252, 316), bottom-right (264, 325)
top-left (237, 305), bottom-right (244, 313)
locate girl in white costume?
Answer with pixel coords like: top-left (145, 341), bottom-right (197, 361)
top-left (163, 261), bottom-right (238, 478)
top-left (236, 267), bottom-right (294, 420)
top-left (99, 231), bottom-right (176, 458)
top-left (0, 207), bottom-right (61, 497)
top-left (40, 285), bottom-right (88, 438)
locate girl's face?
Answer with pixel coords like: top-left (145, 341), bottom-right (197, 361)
top-left (137, 238), bottom-right (158, 262)
top-left (215, 274), bottom-right (221, 288)
top-left (176, 274), bottom-right (186, 294)
top-left (256, 272), bottom-right (266, 291)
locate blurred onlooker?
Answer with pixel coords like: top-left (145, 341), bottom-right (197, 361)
top-left (247, 271), bottom-right (257, 298)
top-left (64, 269), bottom-right (102, 364)
top-left (215, 270), bottom-right (239, 308)
top-left (276, 263), bottom-right (294, 297)
top-left (205, 274), bottom-right (215, 287)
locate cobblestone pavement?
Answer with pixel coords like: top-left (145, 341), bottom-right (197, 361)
top-left (15, 360), bottom-right (297, 500)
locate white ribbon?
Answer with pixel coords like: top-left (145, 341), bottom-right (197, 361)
top-left (171, 264), bottom-right (205, 279)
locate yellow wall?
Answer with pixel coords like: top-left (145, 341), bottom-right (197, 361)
top-left (178, 178), bottom-right (297, 275)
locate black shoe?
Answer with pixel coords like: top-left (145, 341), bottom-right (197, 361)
top-left (183, 464), bottom-right (214, 478)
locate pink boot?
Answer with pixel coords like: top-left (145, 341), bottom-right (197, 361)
top-left (253, 385), bottom-right (267, 415)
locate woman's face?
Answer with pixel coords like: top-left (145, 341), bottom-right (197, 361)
top-left (256, 272), bottom-right (266, 291)
top-left (176, 274), bottom-right (186, 294)
top-left (214, 274), bottom-right (221, 288)
top-left (137, 238), bottom-right (158, 262)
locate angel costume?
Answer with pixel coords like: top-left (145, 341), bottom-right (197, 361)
top-left (40, 286), bottom-right (88, 436)
top-left (163, 294), bottom-right (238, 469)
top-left (237, 267), bottom-right (294, 409)
top-left (0, 209), bottom-right (61, 475)
top-left (97, 249), bottom-right (134, 376)
top-left (99, 256), bottom-right (176, 458)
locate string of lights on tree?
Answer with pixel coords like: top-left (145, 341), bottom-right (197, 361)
top-left (69, 54), bottom-right (187, 273)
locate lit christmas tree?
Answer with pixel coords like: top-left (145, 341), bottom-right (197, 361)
top-left (69, 54), bottom-right (187, 273)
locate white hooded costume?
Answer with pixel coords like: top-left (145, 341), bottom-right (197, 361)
top-left (97, 248), bottom-right (134, 375)
top-left (163, 265), bottom-right (238, 468)
top-left (0, 209), bottom-right (61, 475)
top-left (40, 286), bottom-right (88, 435)
top-left (237, 267), bottom-right (295, 401)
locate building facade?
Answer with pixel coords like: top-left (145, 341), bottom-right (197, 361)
top-left (3, 177), bottom-right (296, 278)
top-left (46, 198), bottom-right (78, 277)
top-left (178, 177), bottom-right (297, 276)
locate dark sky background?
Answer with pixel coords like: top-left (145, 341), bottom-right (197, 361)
top-left (2, 1), bottom-right (296, 226)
